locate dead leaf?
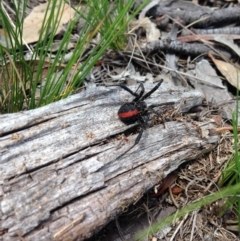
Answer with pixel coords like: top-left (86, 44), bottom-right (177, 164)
top-left (211, 115), bottom-right (222, 125)
top-left (22, 2), bottom-right (76, 43)
top-left (214, 36), bottom-right (240, 57)
top-left (209, 53), bottom-right (240, 89)
top-left (129, 17), bottom-right (160, 41)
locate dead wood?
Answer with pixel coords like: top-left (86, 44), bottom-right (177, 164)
top-left (140, 38), bottom-right (234, 58)
top-left (145, 4), bottom-right (240, 28)
top-left (137, 2), bottom-right (240, 58)
top-left (181, 27), bottom-right (240, 36)
top-left (0, 83), bottom-right (219, 240)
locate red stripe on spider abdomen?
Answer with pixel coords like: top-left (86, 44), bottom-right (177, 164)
top-left (118, 103), bottom-right (139, 125)
top-left (118, 109), bottom-right (139, 118)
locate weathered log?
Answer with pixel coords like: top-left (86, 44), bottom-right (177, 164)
top-left (0, 83), bottom-right (219, 240)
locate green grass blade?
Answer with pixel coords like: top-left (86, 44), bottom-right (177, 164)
top-left (136, 183), bottom-right (240, 240)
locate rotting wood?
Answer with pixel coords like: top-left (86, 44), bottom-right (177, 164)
top-left (0, 83), bottom-right (220, 240)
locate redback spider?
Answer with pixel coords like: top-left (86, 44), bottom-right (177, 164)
top-left (114, 79), bottom-right (164, 158)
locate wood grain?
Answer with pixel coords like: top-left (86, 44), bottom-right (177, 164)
top-left (0, 83), bottom-right (219, 240)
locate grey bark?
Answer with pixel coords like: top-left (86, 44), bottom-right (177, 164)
top-left (0, 83), bottom-right (219, 240)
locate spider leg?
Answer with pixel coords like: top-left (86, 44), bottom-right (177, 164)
top-left (134, 126), bottom-right (144, 145)
top-left (147, 105), bottom-right (167, 128)
top-left (112, 84), bottom-right (139, 98)
top-left (133, 83), bottom-right (145, 102)
top-left (148, 106), bottom-right (161, 117)
top-left (115, 115), bottom-right (149, 160)
top-left (149, 102), bottom-right (175, 108)
top-left (148, 102), bottom-right (174, 128)
top-left (111, 84), bottom-right (145, 101)
top-left (141, 79), bottom-right (163, 101)
top-left (150, 106), bottom-right (166, 128)
top-left (134, 114), bottom-right (150, 145)
top-left (148, 102), bottom-right (174, 116)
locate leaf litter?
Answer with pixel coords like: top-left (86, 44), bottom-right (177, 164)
top-left (1, 0), bottom-right (240, 240)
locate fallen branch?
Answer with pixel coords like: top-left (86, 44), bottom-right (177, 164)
top-left (0, 83), bottom-right (219, 240)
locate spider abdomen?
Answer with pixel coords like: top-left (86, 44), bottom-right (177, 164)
top-left (118, 103), bottom-right (139, 125)
top-left (118, 101), bottom-right (147, 125)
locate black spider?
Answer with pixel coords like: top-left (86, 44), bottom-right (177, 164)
top-left (115, 79), bottom-right (163, 157)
